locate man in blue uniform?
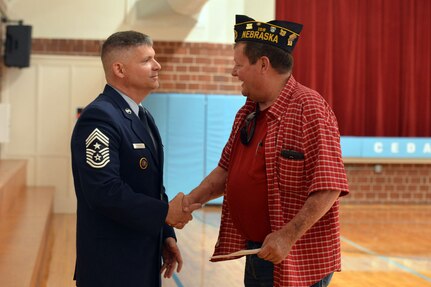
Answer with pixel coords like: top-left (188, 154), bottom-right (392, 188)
top-left (71, 30), bottom-right (199, 287)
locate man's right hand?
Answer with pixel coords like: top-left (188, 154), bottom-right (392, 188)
top-left (166, 192), bottom-right (201, 229)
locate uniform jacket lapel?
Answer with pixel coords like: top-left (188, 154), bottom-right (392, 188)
top-left (102, 85), bottom-right (161, 167)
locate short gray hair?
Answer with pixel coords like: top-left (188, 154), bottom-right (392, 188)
top-left (101, 30), bottom-right (153, 61)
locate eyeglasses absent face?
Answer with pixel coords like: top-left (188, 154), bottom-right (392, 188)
top-left (240, 108), bottom-right (260, 145)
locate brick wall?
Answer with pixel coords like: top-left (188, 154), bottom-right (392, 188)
top-left (32, 38), bottom-right (241, 94)
top-left (29, 38), bottom-right (431, 204)
top-left (344, 163), bottom-right (431, 204)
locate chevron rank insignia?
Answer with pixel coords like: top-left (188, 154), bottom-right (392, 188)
top-left (85, 128), bottom-right (110, 168)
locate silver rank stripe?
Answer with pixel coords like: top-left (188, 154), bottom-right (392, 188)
top-left (85, 128), bottom-right (110, 168)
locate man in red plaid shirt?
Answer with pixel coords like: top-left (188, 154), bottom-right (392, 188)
top-left (184, 15), bottom-right (349, 287)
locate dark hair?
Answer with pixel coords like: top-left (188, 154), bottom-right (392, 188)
top-left (237, 41), bottom-right (294, 74)
top-left (101, 30), bottom-right (153, 61)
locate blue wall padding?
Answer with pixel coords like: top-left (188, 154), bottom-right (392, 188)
top-left (206, 96), bottom-right (246, 175)
top-left (143, 93), bottom-right (245, 204)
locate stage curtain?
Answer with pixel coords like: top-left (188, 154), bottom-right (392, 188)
top-left (276, 0), bottom-right (430, 136)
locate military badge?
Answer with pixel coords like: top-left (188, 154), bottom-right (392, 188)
top-left (85, 128), bottom-right (110, 168)
top-left (139, 157), bottom-right (149, 170)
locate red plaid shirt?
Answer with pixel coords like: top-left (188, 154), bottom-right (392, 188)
top-left (212, 76), bottom-right (349, 287)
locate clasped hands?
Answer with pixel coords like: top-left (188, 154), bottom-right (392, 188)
top-left (166, 192), bottom-right (201, 229)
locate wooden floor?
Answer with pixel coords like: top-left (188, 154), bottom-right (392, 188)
top-left (41, 204), bottom-right (431, 287)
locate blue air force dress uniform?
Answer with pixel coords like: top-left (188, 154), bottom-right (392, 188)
top-left (71, 85), bottom-right (174, 287)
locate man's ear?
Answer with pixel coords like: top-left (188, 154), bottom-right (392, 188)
top-left (259, 56), bottom-right (271, 73)
top-left (112, 62), bottom-right (125, 78)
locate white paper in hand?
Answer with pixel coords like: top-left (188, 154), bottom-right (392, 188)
top-left (210, 248), bottom-right (261, 260)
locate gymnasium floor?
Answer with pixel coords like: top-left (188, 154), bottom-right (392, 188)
top-left (43, 204), bottom-right (431, 287)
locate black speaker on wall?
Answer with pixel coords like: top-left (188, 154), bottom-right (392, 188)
top-left (4, 24), bottom-right (32, 68)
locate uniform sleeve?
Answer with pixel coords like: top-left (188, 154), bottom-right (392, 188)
top-left (160, 186), bottom-right (176, 240)
top-left (71, 106), bottom-right (168, 236)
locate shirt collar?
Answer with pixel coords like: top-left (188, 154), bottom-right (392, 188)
top-left (242, 76), bottom-right (297, 122)
top-left (267, 75), bottom-right (297, 120)
top-left (109, 85), bottom-right (141, 117)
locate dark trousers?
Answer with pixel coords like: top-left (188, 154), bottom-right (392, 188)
top-left (244, 241), bottom-right (334, 287)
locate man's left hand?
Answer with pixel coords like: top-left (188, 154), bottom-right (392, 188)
top-left (161, 237), bottom-right (183, 278)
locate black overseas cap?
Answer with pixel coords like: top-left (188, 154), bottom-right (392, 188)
top-left (234, 14), bottom-right (303, 53)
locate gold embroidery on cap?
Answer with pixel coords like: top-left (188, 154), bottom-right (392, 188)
top-left (288, 33), bottom-right (297, 46)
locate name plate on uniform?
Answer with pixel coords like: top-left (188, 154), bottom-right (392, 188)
top-left (133, 143), bottom-right (146, 149)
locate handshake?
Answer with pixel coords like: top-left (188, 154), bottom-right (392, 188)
top-left (166, 192), bottom-right (201, 229)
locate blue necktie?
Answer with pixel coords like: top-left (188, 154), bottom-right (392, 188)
top-left (138, 106), bottom-right (149, 129)
top-left (138, 106), bottom-right (157, 154)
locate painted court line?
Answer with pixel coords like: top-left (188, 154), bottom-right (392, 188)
top-left (341, 236), bottom-right (431, 283)
top-left (173, 273), bottom-right (184, 287)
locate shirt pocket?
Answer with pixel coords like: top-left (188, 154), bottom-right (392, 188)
top-left (277, 149), bottom-right (305, 191)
